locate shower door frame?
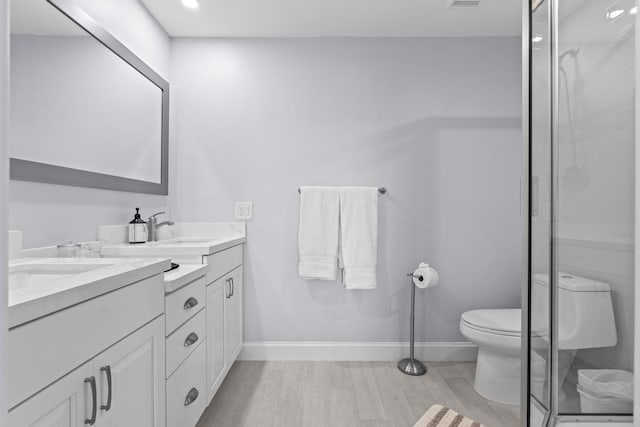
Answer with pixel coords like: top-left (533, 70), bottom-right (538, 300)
top-left (523, 0), bottom-right (552, 423)
top-left (523, 0), bottom-right (635, 425)
top-left (520, 0), bottom-right (531, 426)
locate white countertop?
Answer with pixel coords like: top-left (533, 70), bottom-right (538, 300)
top-left (9, 257), bottom-right (170, 329)
top-left (101, 235), bottom-right (246, 258)
top-left (164, 264), bottom-right (208, 294)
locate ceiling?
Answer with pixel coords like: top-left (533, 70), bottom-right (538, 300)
top-left (140, 0), bottom-right (522, 38)
top-left (11, 0), bottom-right (85, 36)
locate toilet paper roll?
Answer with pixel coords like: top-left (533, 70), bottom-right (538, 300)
top-left (413, 263), bottom-right (439, 289)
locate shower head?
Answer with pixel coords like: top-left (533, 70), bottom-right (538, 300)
top-left (559, 45), bottom-right (580, 63)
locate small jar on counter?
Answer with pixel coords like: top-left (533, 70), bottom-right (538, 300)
top-left (57, 241), bottom-right (81, 258)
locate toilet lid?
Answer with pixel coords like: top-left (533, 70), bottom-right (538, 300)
top-left (461, 309), bottom-right (521, 336)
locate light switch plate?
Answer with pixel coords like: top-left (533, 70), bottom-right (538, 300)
top-left (234, 202), bottom-right (253, 220)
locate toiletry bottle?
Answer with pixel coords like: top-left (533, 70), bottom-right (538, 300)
top-left (129, 208), bottom-right (148, 244)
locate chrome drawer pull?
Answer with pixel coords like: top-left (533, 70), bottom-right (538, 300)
top-left (225, 278), bottom-right (232, 298)
top-left (84, 376), bottom-right (97, 425)
top-left (184, 387), bottom-right (199, 406)
top-left (100, 365), bottom-right (112, 411)
top-left (184, 332), bottom-right (199, 347)
top-left (184, 297), bottom-right (199, 310)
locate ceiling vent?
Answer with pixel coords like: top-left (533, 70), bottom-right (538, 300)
top-left (446, 0), bottom-right (481, 7)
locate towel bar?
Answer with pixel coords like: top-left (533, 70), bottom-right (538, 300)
top-left (298, 187), bottom-right (387, 194)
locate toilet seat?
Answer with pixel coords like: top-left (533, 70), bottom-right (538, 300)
top-left (460, 310), bottom-right (521, 357)
top-left (461, 309), bottom-right (521, 337)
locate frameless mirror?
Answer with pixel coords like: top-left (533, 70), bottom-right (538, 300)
top-left (9, 0), bottom-right (169, 195)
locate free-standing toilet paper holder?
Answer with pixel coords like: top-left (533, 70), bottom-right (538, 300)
top-left (398, 272), bottom-right (427, 376)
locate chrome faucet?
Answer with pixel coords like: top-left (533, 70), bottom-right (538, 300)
top-left (147, 212), bottom-right (175, 242)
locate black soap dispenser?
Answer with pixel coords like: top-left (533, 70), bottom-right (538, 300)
top-left (128, 208), bottom-right (148, 244)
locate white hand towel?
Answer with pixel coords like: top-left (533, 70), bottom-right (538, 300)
top-left (298, 186), bottom-right (340, 280)
top-left (339, 187), bottom-right (378, 289)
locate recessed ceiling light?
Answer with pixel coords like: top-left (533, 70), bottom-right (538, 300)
top-left (630, 6), bottom-right (638, 14)
top-left (182, 0), bottom-right (199, 9)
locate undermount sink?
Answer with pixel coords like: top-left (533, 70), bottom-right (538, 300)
top-left (9, 262), bottom-right (112, 291)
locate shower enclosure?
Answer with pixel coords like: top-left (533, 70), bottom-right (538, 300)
top-left (525, 0), bottom-right (635, 425)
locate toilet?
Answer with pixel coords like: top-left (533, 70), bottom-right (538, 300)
top-left (460, 308), bottom-right (522, 404)
top-left (459, 273), bottom-right (617, 405)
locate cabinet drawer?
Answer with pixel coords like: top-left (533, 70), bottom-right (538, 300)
top-left (204, 244), bottom-right (242, 284)
top-left (165, 276), bottom-right (205, 335)
top-left (166, 309), bottom-right (206, 378)
top-left (166, 343), bottom-right (206, 427)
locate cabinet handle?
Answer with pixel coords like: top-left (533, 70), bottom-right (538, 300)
top-left (230, 278), bottom-right (235, 297)
top-left (100, 365), bottom-right (112, 412)
top-left (225, 278), bottom-right (232, 298)
top-left (184, 387), bottom-right (200, 406)
top-left (184, 297), bottom-right (199, 310)
top-left (84, 376), bottom-right (97, 425)
top-left (184, 332), bottom-right (199, 347)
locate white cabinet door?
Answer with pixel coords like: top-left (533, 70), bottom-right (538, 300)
top-left (224, 266), bottom-right (243, 365)
top-left (8, 361), bottom-right (95, 427)
top-left (93, 316), bottom-right (165, 427)
top-left (206, 278), bottom-right (226, 404)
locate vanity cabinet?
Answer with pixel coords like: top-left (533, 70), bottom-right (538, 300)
top-left (7, 272), bottom-right (166, 427)
top-left (8, 316), bottom-right (165, 427)
top-left (204, 245), bottom-right (244, 404)
top-left (93, 235), bottom-right (245, 422)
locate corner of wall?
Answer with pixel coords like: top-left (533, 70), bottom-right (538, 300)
top-left (0, 0), bottom-right (9, 420)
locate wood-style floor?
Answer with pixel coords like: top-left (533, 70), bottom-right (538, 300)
top-left (196, 361), bottom-right (521, 427)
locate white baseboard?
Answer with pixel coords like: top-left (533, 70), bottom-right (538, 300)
top-left (239, 341), bottom-right (478, 362)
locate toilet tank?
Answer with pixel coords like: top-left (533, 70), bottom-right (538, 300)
top-left (532, 273), bottom-right (617, 350)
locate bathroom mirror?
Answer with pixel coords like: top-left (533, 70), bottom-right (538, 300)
top-left (9, 0), bottom-right (169, 195)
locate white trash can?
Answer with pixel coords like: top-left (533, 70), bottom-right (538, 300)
top-left (577, 369), bottom-right (633, 413)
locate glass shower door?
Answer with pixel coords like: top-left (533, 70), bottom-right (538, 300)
top-left (555, 0), bottom-right (635, 418)
top-left (528, 0), bottom-right (636, 423)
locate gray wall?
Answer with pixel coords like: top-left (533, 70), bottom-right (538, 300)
top-left (170, 37), bottom-right (523, 343)
top-left (9, 0), bottom-right (170, 248)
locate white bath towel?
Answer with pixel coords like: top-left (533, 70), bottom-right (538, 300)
top-left (298, 186), bottom-right (340, 280)
top-left (339, 187), bottom-right (378, 289)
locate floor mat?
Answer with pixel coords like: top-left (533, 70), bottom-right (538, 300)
top-left (414, 404), bottom-right (485, 427)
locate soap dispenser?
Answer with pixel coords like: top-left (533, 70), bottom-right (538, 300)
top-left (128, 208), bottom-right (148, 244)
